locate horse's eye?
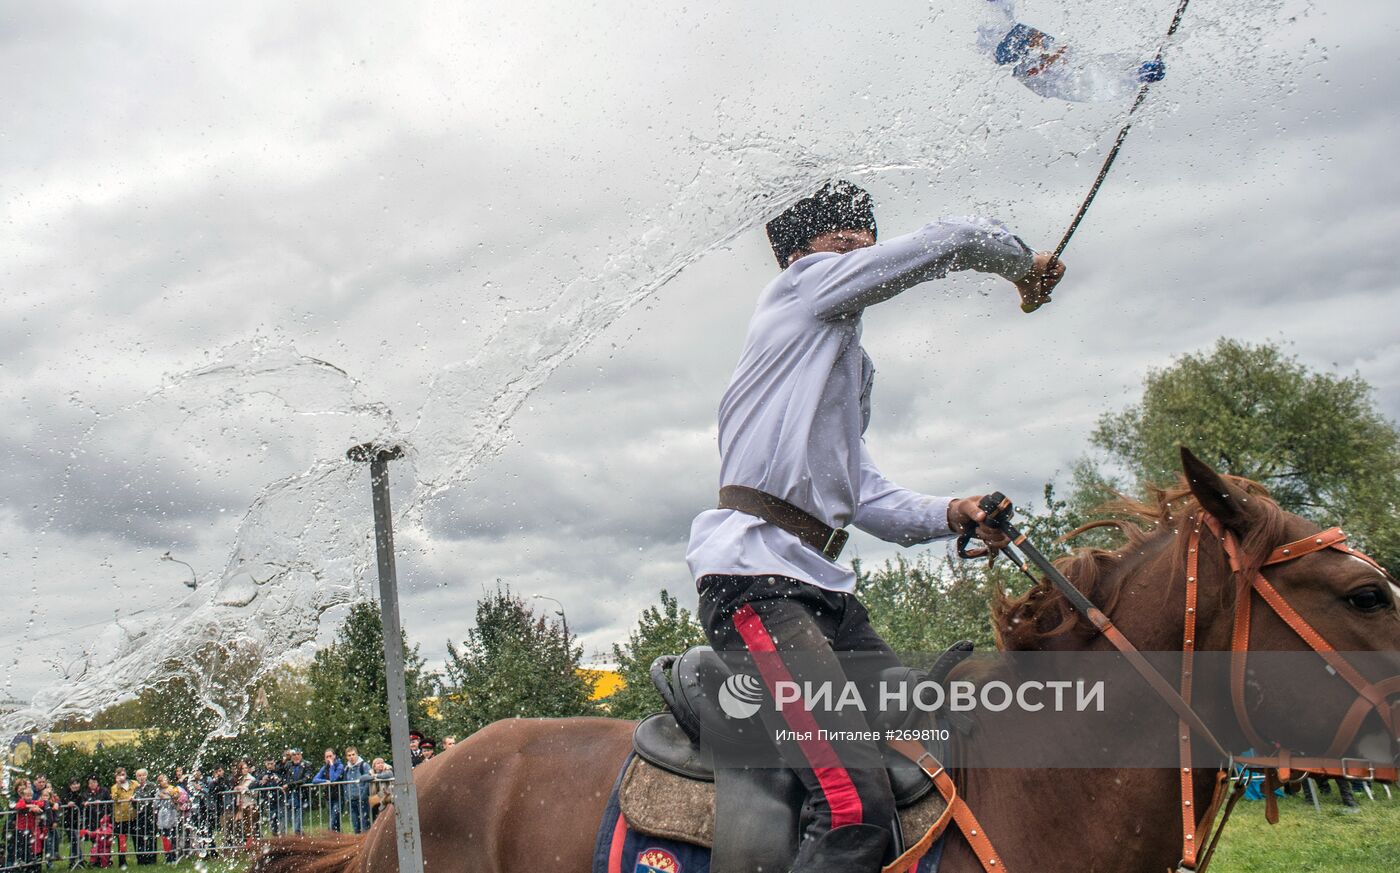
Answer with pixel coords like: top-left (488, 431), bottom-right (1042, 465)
top-left (1345, 587), bottom-right (1389, 612)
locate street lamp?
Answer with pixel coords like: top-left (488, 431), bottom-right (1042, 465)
top-left (531, 593), bottom-right (569, 640)
top-left (160, 552), bottom-right (198, 590)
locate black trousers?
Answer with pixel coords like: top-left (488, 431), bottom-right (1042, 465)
top-left (698, 574), bottom-right (900, 854)
top-left (112, 821), bottom-right (133, 867)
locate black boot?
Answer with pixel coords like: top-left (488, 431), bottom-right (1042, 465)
top-left (791, 824), bottom-right (891, 873)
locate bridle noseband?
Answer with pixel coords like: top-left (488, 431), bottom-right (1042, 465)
top-left (1172, 512), bottom-right (1400, 871)
top-left (904, 500), bottom-right (1400, 873)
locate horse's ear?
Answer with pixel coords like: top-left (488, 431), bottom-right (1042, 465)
top-left (1180, 446), bottom-right (1261, 534)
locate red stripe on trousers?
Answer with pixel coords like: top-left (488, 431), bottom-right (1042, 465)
top-left (732, 603), bottom-right (865, 828)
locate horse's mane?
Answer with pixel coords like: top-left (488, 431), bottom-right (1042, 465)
top-left (992, 473), bottom-right (1291, 651)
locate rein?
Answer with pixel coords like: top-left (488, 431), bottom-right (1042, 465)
top-left (953, 499), bottom-right (1400, 873)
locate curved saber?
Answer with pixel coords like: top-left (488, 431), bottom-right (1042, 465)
top-left (1025, 0), bottom-right (1195, 313)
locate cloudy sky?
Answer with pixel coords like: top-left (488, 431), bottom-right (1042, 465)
top-left (3, 1), bottom-right (1397, 722)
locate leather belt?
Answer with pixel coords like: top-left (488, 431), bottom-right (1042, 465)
top-left (717, 485), bottom-right (849, 561)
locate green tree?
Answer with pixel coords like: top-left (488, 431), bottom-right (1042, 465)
top-left (858, 484), bottom-right (1079, 653)
top-left (23, 740), bottom-right (145, 793)
top-left (439, 586), bottom-right (594, 736)
top-left (858, 552), bottom-right (999, 651)
top-left (608, 590), bottom-right (707, 720)
top-left (1080, 339), bottom-right (1400, 570)
top-left (26, 604), bottom-right (439, 782)
top-left (302, 601), bottom-right (437, 759)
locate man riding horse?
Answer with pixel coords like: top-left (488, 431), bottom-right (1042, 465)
top-left (685, 181), bottom-right (1067, 873)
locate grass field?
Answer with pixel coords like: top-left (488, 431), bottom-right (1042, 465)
top-left (1210, 792), bottom-right (1400, 872)
top-left (160, 860), bottom-right (248, 873)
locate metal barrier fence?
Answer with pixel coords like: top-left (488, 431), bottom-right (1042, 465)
top-left (1, 780), bottom-right (391, 870)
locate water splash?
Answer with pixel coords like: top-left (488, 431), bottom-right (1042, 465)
top-left (5, 337), bottom-right (397, 735)
top-left (3, 0), bottom-right (1316, 741)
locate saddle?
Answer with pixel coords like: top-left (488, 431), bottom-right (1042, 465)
top-left (629, 643), bottom-right (974, 873)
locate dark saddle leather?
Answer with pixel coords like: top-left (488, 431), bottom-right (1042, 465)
top-left (631, 642), bottom-right (973, 873)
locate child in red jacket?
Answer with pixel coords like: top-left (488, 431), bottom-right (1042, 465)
top-left (82, 815), bottom-right (115, 868)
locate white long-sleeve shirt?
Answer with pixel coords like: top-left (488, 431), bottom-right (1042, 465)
top-left (686, 216), bottom-right (1035, 592)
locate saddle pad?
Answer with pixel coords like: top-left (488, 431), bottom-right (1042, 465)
top-left (597, 756), bottom-right (714, 873)
top-left (615, 756), bottom-right (950, 865)
top-left (620, 754), bottom-right (716, 847)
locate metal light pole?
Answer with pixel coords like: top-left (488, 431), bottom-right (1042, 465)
top-left (160, 552), bottom-right (198, 589)
top-left (347, 443), bottom-right (425, 873)
top-left (531, 593), bottom-right (569, 641)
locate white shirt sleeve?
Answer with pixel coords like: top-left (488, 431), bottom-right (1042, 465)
top-left (792, 217), bottom-right (1035, 321)
top-left (851, 442), bottom-right (956, 546)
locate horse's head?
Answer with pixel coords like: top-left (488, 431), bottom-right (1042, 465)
top-left (1181, 447), bottom-right (1400, 768)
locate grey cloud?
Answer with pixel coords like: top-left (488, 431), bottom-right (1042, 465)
top-left (3, 0), bottom-right (1398, 702)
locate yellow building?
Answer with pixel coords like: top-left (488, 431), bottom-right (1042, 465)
top-left (420, 668), bottom-right (625, 719)
top-left (7, 729), bottom-right (143, 768)
top-left (581, 668), bottom-right (625, 701)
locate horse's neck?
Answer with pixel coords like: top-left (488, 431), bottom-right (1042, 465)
top-left (940, 531), bottom-right (1228, 872)
top-left (950, 764), bottom-right (1219, 872)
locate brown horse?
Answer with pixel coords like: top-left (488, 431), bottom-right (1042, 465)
top-left (256, 450), bottom-right (1400, 873)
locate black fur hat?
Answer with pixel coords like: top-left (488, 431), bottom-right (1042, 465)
top-left (765, 180), bottom-right (877, 267)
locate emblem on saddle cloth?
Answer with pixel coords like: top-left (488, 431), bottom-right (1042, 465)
top-left (635, 848), bottom-right (681, 873)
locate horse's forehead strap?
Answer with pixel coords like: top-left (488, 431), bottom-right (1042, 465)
top-left (1203, 520), bottom-right (1390, 578)
top-left (1263, 527), bottom-right (1348, 565)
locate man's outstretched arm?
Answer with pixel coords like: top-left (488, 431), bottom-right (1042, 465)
top-left (795, 216), bottom-right (1036, 320)
top-left (852, 443), bottom-right (1011, 549)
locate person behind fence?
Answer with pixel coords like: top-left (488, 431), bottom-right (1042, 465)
top-left (342, 747), bottom-right (372, 835)
top-left (256, 757), bottom-right (285, 836)
top-left (153, 775), bottom-right (180, 863)
top-left (230, 760), bottom-right (259, 848)
top-left (81, 776), bottom-right (109, 855)
top-left (280, 750), bottom-right (309, 836)
top-left (184, 769), bottom-right (211, 858)
top-left (33, 786), bottom-right (54, 872)
top-left (61, 778), bottom-right (84, 869)
top-left (206, 765), bottom-right (231, 855)
top-left (39, 784), bottom-right (60, 868)
top-left (8, 778), bottom-right (37, 871)
top-left (109, 768), bottom-right (135, 870)
top-left (85, 814), bottom-right (114, 869)
top-left (31, 783), bottom-right (51, 873)
top-left (172, 774), bottom-right (192, 860)
top-left (26, 775), bottom-right (57, 869)
top-left (366, 759), bottom-right (393, 824)
top-left (130, 770), bottom-right (158, 866)
top-left (311, 748), bottom-right (345, 833)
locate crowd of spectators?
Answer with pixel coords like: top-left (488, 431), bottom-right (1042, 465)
top-left (0, 735), bottom-right (456, 873)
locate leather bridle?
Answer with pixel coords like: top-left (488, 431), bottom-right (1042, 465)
top-left (890, 508), bottom-right (1400, 873)
top-left (1172, 513), bottom-right (1400, 871)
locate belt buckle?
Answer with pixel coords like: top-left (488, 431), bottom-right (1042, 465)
top-left (822, 528), bottom-right (849, 561)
